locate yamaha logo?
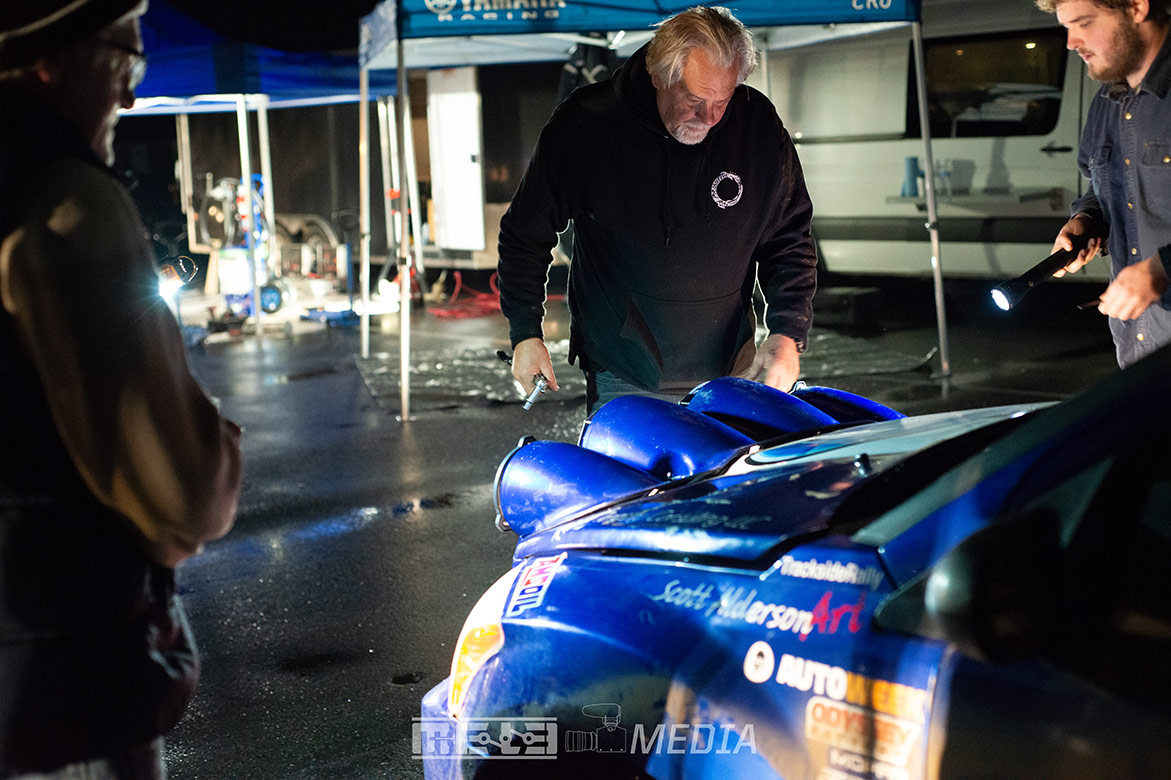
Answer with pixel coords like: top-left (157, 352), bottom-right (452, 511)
top-left (711, 171), bottom-right (743, 209)
top-left (425, 0), bottom-right (567, 18)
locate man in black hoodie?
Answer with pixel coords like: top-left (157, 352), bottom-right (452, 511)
top-left (498, 6), bottom-right (817, 414)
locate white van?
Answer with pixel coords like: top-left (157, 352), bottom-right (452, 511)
top-left (757, 1), bottom-right (1104, 281)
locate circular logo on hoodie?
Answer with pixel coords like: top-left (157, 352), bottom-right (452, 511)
top-left (711, 171), bottom-right (743, 209)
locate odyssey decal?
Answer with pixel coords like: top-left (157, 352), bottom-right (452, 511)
top-left (505, 552), bottom-right (565, 617)
top-left (807, 696), bottom-right (920, 767)
top-left (779, 555), bottom-right (884, 590)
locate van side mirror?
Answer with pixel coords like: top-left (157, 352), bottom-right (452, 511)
top-left (873, 509), bottom-right (1061, 663)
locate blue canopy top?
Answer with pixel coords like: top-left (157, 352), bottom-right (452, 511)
top-left (362, 0), bottom-right (921, 69)
top-left (404, 0), bottom-right (921, 38)
top-left (135, 1), bottom-right (397, 111)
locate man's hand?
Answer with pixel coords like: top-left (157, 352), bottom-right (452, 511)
top-left (737, 333), bottom-right (800, 392)
top-left (1052, 213), bottom-right (1103, 277)
top-left (1097, 255), bottom-right (1168, 320)
top-left (511, 337), bottom-right (559, 395)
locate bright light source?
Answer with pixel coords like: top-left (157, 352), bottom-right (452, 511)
top-left (991, 287), bottom-right (1011, 311)
top-left (158, 255), bottom-right (197, 300)
top-left (1025, 42), bottom-right (1037, 50)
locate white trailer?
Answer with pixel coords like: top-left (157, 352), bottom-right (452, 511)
top-left (757, 0), bottom-right (1103, 280)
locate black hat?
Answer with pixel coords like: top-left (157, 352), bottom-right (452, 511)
top-left (0, 0), bottom-right (145, 69)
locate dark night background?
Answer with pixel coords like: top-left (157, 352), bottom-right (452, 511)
top-left (166, 0), bottom-right (382, 52)
top-left (119, 1), bottom-right (568, 274)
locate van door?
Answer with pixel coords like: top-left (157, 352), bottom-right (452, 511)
top-left (427, 67), bottom-right (486, 252)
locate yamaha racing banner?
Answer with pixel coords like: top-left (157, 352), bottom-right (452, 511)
top-left (366, 0), bottom-right (921, 55)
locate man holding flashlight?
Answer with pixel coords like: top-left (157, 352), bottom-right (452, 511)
top-left (1, 1), bottom-right (242, 775)
top-left (1039, 0), bottom-right (1171, 366)
top-left (497, 6), bottom-right (817, 414)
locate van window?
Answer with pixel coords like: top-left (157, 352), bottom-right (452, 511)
top-left (769, 29), bottom-right (910, 142)
top-left (909, 28), bottom-right (1067, 139)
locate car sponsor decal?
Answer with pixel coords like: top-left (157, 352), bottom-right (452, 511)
top-left (743, 646), bottom-right (927, 723)
top-left (743, 644), bottom-right (928, 774)
top-left (650, 580), bottom-right (718, 613)
top-left (807, 697), bottom-right (920, 768)
top-left (648, 580), bottom-right (868, 642)
top-left (744, 590), bottom-right (867, 642)
top-left (505, 553), bottom-right (566, 617)
top-left (779, 554), bottom-right (884, 590)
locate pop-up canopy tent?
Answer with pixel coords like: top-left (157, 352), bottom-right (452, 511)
top-left (126, 1), bottom-right (398, 323)
top-left (358, 0), bottom-right (945, 420)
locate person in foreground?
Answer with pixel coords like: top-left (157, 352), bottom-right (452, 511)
top-left (0, 1), bottom-right (243, 776)
top-left (1038, 0), bottom-right (1171, 366)
top-left (497, 6), bottom-right (817, 414)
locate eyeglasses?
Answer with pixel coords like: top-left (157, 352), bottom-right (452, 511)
top-left (97, 38), bottom-right (147, 90)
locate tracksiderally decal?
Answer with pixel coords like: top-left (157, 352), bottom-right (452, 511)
top-left (778, 555), bottom-right (885, 590)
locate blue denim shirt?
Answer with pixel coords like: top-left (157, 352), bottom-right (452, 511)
top-left (1071, 30), bottom-right (1171, 367)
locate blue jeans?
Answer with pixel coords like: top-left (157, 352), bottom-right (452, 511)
top-left (585, 371), bottom-right (685, 416)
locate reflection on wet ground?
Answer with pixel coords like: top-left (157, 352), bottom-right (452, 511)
top-left (355, 330), bottom-right (933, 414)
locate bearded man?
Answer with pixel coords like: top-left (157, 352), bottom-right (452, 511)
top-left (1038, 0), bottom-right (1171, 366)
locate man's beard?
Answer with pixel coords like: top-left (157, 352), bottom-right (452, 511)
top-left (671, 122), bottom-right (710, 145)
top-left (1084, 18), bottom-right (1145, 83)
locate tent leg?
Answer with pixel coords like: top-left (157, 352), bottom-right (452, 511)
top-left (236, 96), bottom-right (263, 338)
top-left (256, 96), bottom-right (278, 281)
top-left (377, 97), bottom-right (402, 281)
top-left (911, 22), bottom-right (950, 380)
top-left (396, 45), bottom-right (413, 422)
top-left (401, 93), bottom-right (428, 294)
top-left (359, 66), bottom-right (372, 358)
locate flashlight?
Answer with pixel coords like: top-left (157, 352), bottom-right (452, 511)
top-left (158, 255), bottom-right (197, 299)
top-left (497, 349), bottom-right (548, 410)
top-left (990, 234), bottom-right (1091, 311)
top-left (523, 376), bottom-right (548, 410)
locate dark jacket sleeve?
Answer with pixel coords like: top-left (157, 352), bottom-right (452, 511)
top-left (755, 121), bottom-right (817, 352)
top-left (496, 103), bottom-right (577, 348)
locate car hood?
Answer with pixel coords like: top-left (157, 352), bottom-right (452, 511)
top-left (512, 404), bottom-right (1042, 564)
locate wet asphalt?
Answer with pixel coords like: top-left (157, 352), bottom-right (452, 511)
top-left (165, 274), bottom-right (1120, 778)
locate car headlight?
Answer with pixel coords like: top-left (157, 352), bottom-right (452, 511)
top-left (448, 566), bottom-right (521, 716)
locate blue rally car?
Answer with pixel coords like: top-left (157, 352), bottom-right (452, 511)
top-left (418, 346), bottom-right (1171, 779)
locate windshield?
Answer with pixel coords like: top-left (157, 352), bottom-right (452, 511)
top-left (826, 412), bottom-right (1033, 533)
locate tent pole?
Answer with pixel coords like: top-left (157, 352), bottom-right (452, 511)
top-left (911, 21), bottom-right (950, 380)
top-left (359, 65), bottom-right (372, 358)
top-left (235, 95), bottom-right (263, 338)
top-left (402, 92), bottom-right (428, 293)
top-left (377, 97), bottom-right (402, 268)
top-left (396, 38), bottom-right (413, 421)
top-left (256, 96), bottom-right (278, 282)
